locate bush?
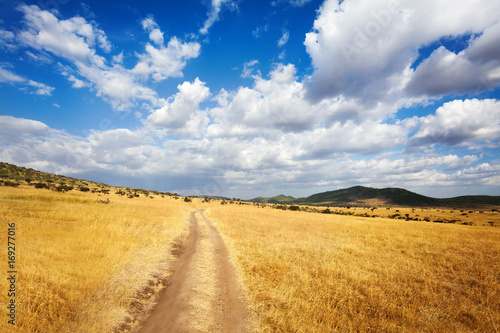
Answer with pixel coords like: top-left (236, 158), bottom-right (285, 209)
top-left (55, 184), bottom-right (73, 192)
top-left (184, 197), bottom-right (192, 202)
top-left (3, 181), bottom-right (20, 187)
top-left (35, 182), bottom-right (49, 189)
top-left (289, 205), bottom-right (300, 211)
top-left (79, 186), bottom-right (90, 192)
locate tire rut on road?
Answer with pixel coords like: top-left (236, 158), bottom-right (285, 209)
top-left (137, 209), bottom-right (251, 333)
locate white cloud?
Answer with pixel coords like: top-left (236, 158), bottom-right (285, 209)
top-left (0, 28), bottom-right (17, 51)
top-left (132, 36), bottom-right (200, 82)
top-left (0, 67), bottom-right (25, 83)
top-left (278, 29), bottom-right (289, 47)
top-left (304, 0), bottom-right (500, 103)
top-left (68, 75), bottom-right (90, 88)
top-left (112, 52), bottom-right (124, 64)
top-left (77, 63), bottom-right (158, 110)
top-left (1, 113), bottom-right (498, 197)
top-left (14, 6), bottom-right (200, 111)
top-left (0, 116), bottom-right (50, 144)
top-left (199, 0), bottom-right (237, 35)
top-left (241, 60), bottom-right (259, 78)
top-left (409, 99), bottom-right (500, 148)
top-left (208, 63), bottom-right (397, 138)
top-left (0, 66), bottom-right (54, 95)
top-left (146, 78), bottom-right (210, 132)
top-left (18, 5), bottom-right (110, 64)
top-left (27, 79), bottom-right (55, 96)
top-left (141, 16), bottom-right (164, 46)
top-left (405, 21), bottom-right (500, 97)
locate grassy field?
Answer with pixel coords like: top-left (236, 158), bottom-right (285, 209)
top-left (0, 186), bottom-right (195, 332)
top-left (1, 179), bottom-right (499, 332)
top-left (206, 205), bottom-right (500, 332)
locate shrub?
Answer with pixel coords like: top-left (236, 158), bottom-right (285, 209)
top-left (55, 184), bottom-right (73, 192)
top-left (184, 197), bottom-right (192, 202)
top-left (289, 205), bottom-right (300, 211)
top-left (35, 182), bottom-right (49, 189)
top-left (79, 186), bottom-right (90, 192)
top-left (3, 181), bottom-right (20, 187)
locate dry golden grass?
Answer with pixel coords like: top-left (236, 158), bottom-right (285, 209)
top-left (206, 205), bottom-right (500, 332)
top-left (0, 186), bottom-right (195, 333)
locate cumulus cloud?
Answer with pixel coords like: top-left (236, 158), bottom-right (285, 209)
top-left (146, 78), bottom-right (210, 134)
top-left (1, 112), bottom-right (498, 197)
top-left (208, 63), bottom-right (398, 138)
top-left (18, 5), bottom-right (111, 63)
top-left (13, 6), bottom-right (200, 110)
top-left (304, 0), bottom-right (500, 103)
top-left (141, 17), bottom-right (164, 46)
top-left (409, 99), bottom-right (500, 148)
top-left (16, 5), bottom-right (147, 109)
top-left (2, 2), bottom-right (499, 198)
top-left (405, 21), bottom-right (500, 97)
top-left (0, 116), bottom-right (50, 144)
top-left (132, 32), bottom-right (200, 82)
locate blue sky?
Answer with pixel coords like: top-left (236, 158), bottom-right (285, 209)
top-left (0, 0), bottom-right (499, 199)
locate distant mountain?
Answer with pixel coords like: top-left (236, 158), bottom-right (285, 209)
top-left (249, 194), bottom-right (297, 204)
top-left (250, 186), bottom-right (500, 208)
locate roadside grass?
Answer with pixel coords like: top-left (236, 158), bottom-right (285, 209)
top-left (0, 186), bottom-right (194, 333)
top-left (206, 205), bottom-right (500, 332)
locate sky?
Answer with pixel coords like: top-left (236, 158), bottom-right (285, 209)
top-left (0, 0), bottom-right (499, 199)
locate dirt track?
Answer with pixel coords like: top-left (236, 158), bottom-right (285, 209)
top-left (137, 209), bottom-right (251, 332)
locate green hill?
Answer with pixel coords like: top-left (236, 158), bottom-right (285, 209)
top-left (251, 186), bottom-right (500, 208)
top-left (250, 194), bottom-right (297, 203)
top-left (299, 186), bottom-right (437, 206)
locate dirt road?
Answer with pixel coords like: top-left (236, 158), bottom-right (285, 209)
top-left (137, 209), bottom-right (251, 333)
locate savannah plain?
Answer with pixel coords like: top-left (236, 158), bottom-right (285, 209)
top-left (0, 164), bottom-right (499, 332)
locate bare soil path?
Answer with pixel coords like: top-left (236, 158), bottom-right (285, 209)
top-left (137, 209), bottom-right (251, 333)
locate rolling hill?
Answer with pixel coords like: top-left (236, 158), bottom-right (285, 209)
top-left (250, 185), bottom-right (500, 208)
top-left (2, 161), bottom-right (499, 208)
top-left (250, 194), bottom-right (297, 204)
